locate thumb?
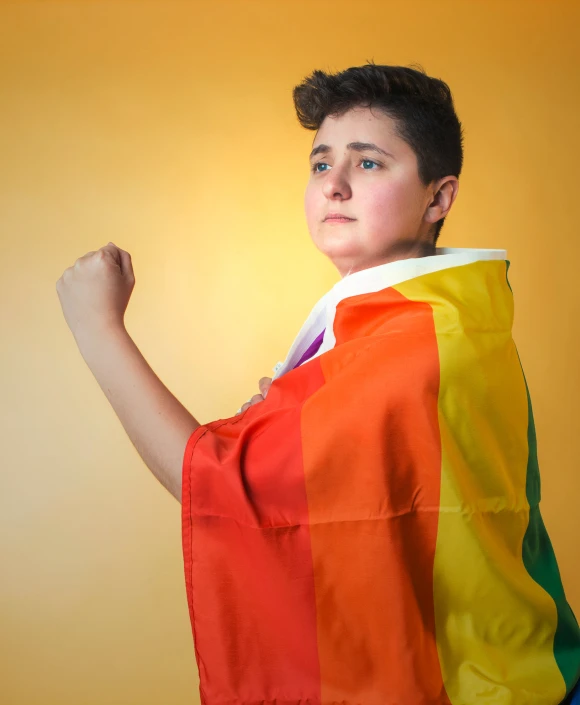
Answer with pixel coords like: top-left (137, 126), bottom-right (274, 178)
top-left (259, 377), bottom-right (272, 398)
top-left (108, 242), bottom-right (134, 279)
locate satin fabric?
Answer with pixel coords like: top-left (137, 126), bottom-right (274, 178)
top-left (182, 248), bottom-right (580, 704)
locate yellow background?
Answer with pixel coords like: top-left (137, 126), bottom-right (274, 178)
top-left (1, 1), bottom-right (578, 703)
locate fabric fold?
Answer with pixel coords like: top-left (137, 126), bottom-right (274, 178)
top-left (182, 249), bottom-right (580, 705)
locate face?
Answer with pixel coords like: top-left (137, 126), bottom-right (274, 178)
top-left (304, 105), bottom-right (458, 277)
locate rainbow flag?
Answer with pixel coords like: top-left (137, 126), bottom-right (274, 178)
top-left (182, 248), bottom-right (580, 705)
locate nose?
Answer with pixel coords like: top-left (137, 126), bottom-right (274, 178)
top-left (321, 162), bottom-right (352, 200)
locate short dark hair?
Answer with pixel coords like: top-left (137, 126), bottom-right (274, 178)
top-left (292, 61), bottom-right (464, 244)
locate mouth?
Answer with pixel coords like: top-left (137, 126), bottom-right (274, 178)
top-left (324, 216), bottom-right (356, 223)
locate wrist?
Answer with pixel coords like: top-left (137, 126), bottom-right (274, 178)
top-left (73, 319), bottom-right (128, 352)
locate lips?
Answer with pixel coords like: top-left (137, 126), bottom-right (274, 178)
top-left (324, 214), bottom-right (356, 221)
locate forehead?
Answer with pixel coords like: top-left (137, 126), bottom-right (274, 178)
top-left (313, 105), bottom-right (401, 147)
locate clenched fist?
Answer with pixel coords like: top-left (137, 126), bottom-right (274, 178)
top-left (236, 377), bottom-right (272, 415)
top-left (56, 242), bottom-right (135, 339)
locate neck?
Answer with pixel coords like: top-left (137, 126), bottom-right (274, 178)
top-left (341, 240), bottom-right (437, 278)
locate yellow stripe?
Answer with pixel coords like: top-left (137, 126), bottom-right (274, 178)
top-left (394, 260), bottom-right (565, 703)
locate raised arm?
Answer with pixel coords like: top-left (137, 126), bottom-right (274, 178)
top-left (74, 323), bottom-right (199, 502)
top-left (56, 242), bottom-right (200, 503)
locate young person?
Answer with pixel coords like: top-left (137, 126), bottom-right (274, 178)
top-left (57, 62), bottom-right (580, 704)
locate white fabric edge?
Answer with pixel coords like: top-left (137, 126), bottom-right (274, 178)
top-left (272, 247), bottom-right (507, 381)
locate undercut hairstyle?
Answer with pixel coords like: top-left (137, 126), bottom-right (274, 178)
top-left (292, 61), bottom-right (464, 244)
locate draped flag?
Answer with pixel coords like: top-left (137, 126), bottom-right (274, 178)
top-left (182, 248), bottom-right (580, 705)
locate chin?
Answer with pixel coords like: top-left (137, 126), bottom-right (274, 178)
top-left (315, 240), bottom-right (362, 260)
top-left (313, 230), bottom-right (362, 252)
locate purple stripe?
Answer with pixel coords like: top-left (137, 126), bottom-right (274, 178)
top-left (292, 328), bottom-right (325, 370)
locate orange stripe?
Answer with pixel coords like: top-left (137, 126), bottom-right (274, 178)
top-left (301, 287), bottom-right (451, 704)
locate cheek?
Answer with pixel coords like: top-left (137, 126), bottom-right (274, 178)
top-left (303, 185), bottom-right (319, 227)
top-left (361, 181), bottom-right (417, 229)
top-left (304, 184), bottom-right (315, 210)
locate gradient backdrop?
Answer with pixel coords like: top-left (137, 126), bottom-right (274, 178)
top-left (1, 1), bottom-right (579, 703)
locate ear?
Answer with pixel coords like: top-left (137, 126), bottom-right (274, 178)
top-left (425, 176), bottom-right (459, 224)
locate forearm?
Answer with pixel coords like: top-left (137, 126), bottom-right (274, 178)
top-left (74, 324), bottom-right (200, 503)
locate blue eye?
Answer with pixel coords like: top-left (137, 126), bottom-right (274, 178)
top-left (310, 159), bottom-right (380, 174)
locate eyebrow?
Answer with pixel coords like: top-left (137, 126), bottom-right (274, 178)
top-left (309, 141), bottom-right (395, 161)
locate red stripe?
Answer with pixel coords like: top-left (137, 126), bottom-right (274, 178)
top-left (182, 361), bottom-right (327, 704)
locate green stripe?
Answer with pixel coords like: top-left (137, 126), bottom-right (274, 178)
top-left (521, 372), bottom-right (580, 692)
top-left (507, 261), bottom-right (580, 692)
